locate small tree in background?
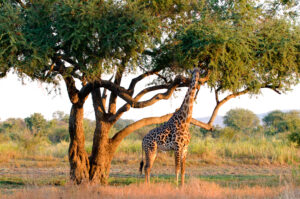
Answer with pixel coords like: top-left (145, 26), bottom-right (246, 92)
top-left (263, 110), bottom-right (300, 135)
top-left (24, 113), bottom-right (47, 136)
top-left (224, 108), bottom-right (260, 134)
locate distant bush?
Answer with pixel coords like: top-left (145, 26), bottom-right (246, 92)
top-left (289, 131), bottom-right (300, 146)
top-left (218, 127), bottom-right (240, 141)
top-left (48, 128), bottom-right (69, 143)
top-left (17, 131), bottom-right (48, 154)
top-left (224, 108), bottom-right (260, 134)
top-left (263, 110), bottom-right (300, 135)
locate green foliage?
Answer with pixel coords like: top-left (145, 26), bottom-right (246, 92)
top-left (218, 127), bottom-right (240, 141)
top-left (224, 108), bottom-right (260, 133)
top-left (153, 0), bottom-right (300, 93)
top-left (25, 113), bottom-right (47, 136)
top-left (48, 127), bottom-right (69, 143)
top-left (17, 131), bottom-right (47, 154)
top-left (0, 0), bottom-right (162, 82)
top-left (263, 110), bottom-right (300, 135)
top-left (0, 1), bottom-right (25, 77)
top-left (263, 110), bottom-right (285, 128)
top-left (0, 118), bottom-right (26, 135)
top-left (289, 132), bottom-right (300, 146)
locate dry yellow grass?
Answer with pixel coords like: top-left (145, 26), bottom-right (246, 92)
top-left (4, 180), bottom-right (299, 199)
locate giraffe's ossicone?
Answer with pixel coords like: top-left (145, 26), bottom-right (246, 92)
top-left (139, 68), bottom-right (201, 186)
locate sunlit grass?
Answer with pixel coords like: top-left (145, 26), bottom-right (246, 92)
top-left (3, 179), bottom-right (297, 199)
top-left (188, 136), bottom-right (298, 165)
top-left (0, 135), bottom-right (298, 166)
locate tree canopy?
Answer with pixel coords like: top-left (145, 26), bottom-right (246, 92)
top-left (154, 0), bottom-right (300, 94)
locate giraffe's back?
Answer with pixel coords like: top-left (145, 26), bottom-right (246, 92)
top-left (142, 120), bottom-right (191, 152)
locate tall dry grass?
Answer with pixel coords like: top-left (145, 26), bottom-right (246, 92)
top-left (188, 136), bottom-right (298, 165)
top-left (4, 179), bottom-right (299, 199)
top-left (0, 135), bottom-right (298, 166)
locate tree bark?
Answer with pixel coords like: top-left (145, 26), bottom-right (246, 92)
top-left (68, 104), bottom-right (90, 184)
top-left (89, 120), bottom-right (114, 184)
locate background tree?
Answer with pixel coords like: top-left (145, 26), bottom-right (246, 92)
top-left (264, 110), bottom-right (300, 135)
top-left (224, 109), bottom-right (260, 134)
top-left (1, 0), bottom-right (299, 185)
top-left (24, 113), bottom-right (47, 136)
top-left (0, 118), bottom-right (26, 141)
top-left (52, 111), bottom-right (68, 122)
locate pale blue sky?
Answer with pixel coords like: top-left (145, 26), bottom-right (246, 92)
top-left (0, 72), bottom-right (299, 121)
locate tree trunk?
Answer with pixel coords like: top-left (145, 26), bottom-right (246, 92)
top-left (68, 104), bottom-right (90, 184)
top-left (89, 120), bottom-right (114, 184)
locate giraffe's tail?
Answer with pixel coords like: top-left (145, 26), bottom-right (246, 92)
top-left (139, 143), bottom-right (144, 175)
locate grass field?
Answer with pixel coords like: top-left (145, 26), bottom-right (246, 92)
top-left (1, 163), bottom-right (300, 198)
top-left (1, 136), bottom-right (300, 198)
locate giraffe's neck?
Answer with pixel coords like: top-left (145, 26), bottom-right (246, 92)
top-left (174, 70), bottom-right (199, 126)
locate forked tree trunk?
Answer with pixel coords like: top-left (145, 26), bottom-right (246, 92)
top-left (68, 104), bottom-right (90, 184)
top-left (89, 120), bottom-right (114, 184)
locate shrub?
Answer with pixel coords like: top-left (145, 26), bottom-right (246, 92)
top-left (289, 131), bottom-right (300, 146)
top-left (48, 128), bottom-right (69, 143)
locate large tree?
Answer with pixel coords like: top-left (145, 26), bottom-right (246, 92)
top-left (1, 0), bottom-right (299, 185)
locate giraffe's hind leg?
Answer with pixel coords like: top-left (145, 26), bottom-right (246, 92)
top-left (174, 150), bottom-right (181, 186)
top-left (144, 144), bottom-right (157, 184)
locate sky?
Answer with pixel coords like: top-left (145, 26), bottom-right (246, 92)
top-left (0, 72), bottom-right (299, 121)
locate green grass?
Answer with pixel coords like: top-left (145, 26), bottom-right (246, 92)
top-left (0, 175), bottom-right (66, 190)
top-left (198, 174), bottom-right (280, 188)
top-left (106, 172), bottom-right (297, 187)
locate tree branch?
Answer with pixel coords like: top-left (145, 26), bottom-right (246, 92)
top-left (111, 113), bottom-right (174, 145)
top-left (139, 66), bottom-right (168, 83)
top-left (190, 118), bottom-right (213, 130)
top-left (92, 88), bottom-right (106, 114)
top-left (79, 79), bottom-right (130, 102)
top-left (108, 67), bottom-right (125, 114)
top-left (100, 75), bottom-right (113, 113)
top-left (127, 69), bottom-right (160, 94)
top-left (54, 59), bottom-right (81, 105)
top-left (207, 88), bottom-right (250, 126)
top-left (63, 75), bottom-right (80, 105)
top-left (214, 87), bottom-right (220, 104)
top-left (264, 85), bottom-right (282, 94)
top-left (109, 84), bottom-right (175, 122)
top-left (192, 82), bottom-right (281, 130)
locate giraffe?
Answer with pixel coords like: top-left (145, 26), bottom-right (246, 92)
top-left (139, 68), bottom-right (200, 186)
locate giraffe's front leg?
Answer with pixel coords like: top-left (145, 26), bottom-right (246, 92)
top-left (181, 147), bottom-right (188, 186)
